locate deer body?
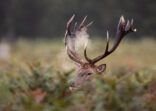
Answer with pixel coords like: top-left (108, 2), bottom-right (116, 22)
top-left (64, 15), bottom-right (136, 89)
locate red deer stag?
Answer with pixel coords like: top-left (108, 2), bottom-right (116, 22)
top-left (64, 15), bottom-right (136, 90)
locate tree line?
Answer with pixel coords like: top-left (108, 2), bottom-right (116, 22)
top-left (0, 0), bottom-right (155, 39)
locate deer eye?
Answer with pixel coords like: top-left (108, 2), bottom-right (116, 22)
top-left (87, 73), bottom-right (92, 76)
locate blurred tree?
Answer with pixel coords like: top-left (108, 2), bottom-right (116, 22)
top-left (0, 0), bottom-right (155, 39)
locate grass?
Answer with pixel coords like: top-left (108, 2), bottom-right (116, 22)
top-left (0, 38), bottom-right (156, 111)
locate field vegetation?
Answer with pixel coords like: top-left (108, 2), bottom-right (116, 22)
top-left (0, 38), bottom-right (156, 111)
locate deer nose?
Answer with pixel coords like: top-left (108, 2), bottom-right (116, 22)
top-left (69, 82), bottom-right (76, 91)
top-left (70, 82), bottom-right (75, 87)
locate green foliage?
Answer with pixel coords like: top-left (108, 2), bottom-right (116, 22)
top-left (1, 66), bottom-right (156, 111)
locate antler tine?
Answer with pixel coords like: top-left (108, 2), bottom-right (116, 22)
top-left (73, 22), bottom-right (78, 32)
top-left (64, 14), bottom-right (75, 46)
top-left (79, 16), bottom-right (88, 29)
top-left (90, 15), bottom-right (136, 64)
top-left (84, 46), bottom-right (92, 63)
top-left (86, 21), bottom-right (94, 28)
top-left (105, 30), bottom-right (110, 53)
top-left (130, 19), bottom-right (137, 32)
top-left (64, 15), bottom-right (84, 65)
top-left (125, 20), bottom-right (130, 31)
top-left (101, 30), bottom-right (110, 59)
top-left (67, 14), bottom-right (75, 29)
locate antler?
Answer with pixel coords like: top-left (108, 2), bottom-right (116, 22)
top-left (65, 15), bottom-right (136, 89)
top-left (84, 16), bottom-right (136, 64)
top-left (64, 15), bottom-right (93, 65)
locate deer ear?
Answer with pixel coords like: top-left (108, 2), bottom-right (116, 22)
top-left (96, 64), bottom-right (106, 74)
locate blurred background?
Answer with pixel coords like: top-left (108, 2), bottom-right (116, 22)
top-left (0, 0), bottom-right (156, 111)
top-left (0, 0), bottom-right (156, 40)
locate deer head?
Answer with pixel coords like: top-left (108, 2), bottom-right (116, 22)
top-left (64, 15), bottom-right (136, 90)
